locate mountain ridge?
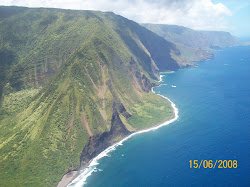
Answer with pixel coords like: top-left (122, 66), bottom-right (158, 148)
top-left (1, 6), bottom-right (239, 186)
top-left (142, 23), bottom-right (239, 61)
top-left (0, 6), bottom-right (180, 186)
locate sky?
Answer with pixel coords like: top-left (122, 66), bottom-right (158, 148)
top-left (1, 0), bottom-right (249, 37)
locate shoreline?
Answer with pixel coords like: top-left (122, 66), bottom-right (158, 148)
top-left (65, 80), bottom-right (179, 187)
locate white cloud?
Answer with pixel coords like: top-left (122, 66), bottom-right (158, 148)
top-left (0, 0), bottom-right (232, 31)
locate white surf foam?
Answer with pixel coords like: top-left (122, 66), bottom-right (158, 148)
top-left (157, 84), bottom-right (168, 88)
top-left (68, 77), bottom-right (179, 187)
top-left (159, 75), bottom-right (164, 82)
top-left (163, 71), bottom-right (174, 73)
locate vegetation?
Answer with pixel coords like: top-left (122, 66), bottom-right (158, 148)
top-left (0, 6), bottom-right (177, 186)
top-left (128, 92), bottom-right (173, 129)
top-left (142, 23), bottom-right (239, 61)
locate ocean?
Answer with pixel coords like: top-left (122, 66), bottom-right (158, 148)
top-left (69, 45), bottom-right (250, 186)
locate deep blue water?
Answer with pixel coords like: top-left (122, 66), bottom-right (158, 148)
top-left (73, 45), bottom-right (250, 186)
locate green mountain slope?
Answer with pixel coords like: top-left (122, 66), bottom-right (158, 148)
top-left (0, 7), bottom-right (180, 186)
top-left (142, 23), bottom-right (239, 61)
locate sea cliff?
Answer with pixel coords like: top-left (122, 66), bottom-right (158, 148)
top-left (0, 6), bottom-right (177, 186)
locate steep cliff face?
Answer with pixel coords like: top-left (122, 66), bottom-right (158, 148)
top-left (80, 103), bottom-right (131, 167)
top-left (199, 31), bottom-right (238, 48)
top-left (142, 23), bottom-right (238, 61)
top-left (0, 6), bottom-right (176, 186)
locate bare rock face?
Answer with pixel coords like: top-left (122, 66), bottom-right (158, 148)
top-left (134, 71), bottom-right (155, 93)
top-left (79, 103), bottom-right (131, 167)
top-left (60, 102), bottom-right (132, 186)
top-left (109, 105), bottom-right (131, 136)
top-left (115, 101), bottom-right (132, 119)
top-left (141, 74), bottom-right (154, 92)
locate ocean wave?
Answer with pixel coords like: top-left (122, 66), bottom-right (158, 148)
top-left (159, 75), bottom-right (165, 82)
top-left (157, 84), bottom-right (168, 88)
top-left (68, 82), bottom-right (179, 187)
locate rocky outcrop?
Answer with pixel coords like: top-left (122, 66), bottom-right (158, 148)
top-left (58, 102), bottom-right (132, 187)
top-left (114, 101), bottom-right (132, 119)
top-left (79, 103), bottom-right (131, 167)
top-left (135, 71), bottom-right (155, 92)
top-left (128, 57), bottom-right (156, 92)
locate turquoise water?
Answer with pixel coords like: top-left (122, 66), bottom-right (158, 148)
top-left (71, 45), bottom-right (250, 186)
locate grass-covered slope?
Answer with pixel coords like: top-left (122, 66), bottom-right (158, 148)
top-left (0, 6), bottom-right (178, 186)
